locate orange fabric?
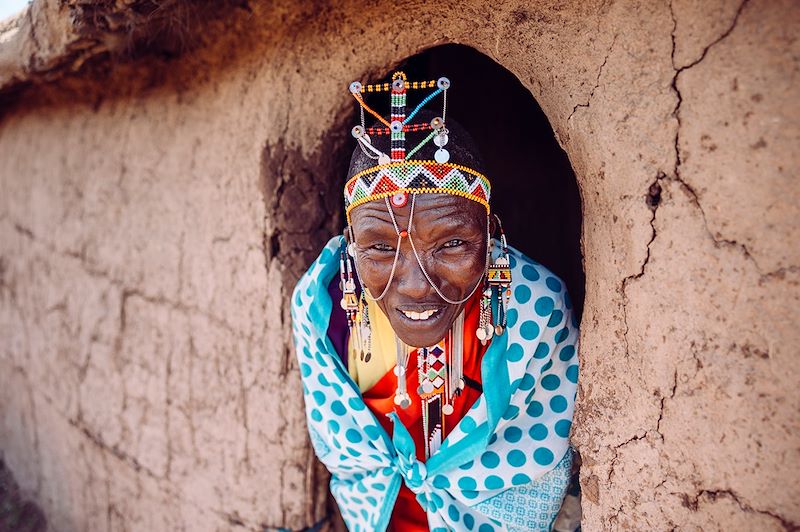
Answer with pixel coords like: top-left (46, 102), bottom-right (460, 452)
top-left (361, 292), bottom-right (487, 531)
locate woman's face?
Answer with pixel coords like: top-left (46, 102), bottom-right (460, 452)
top-left (349, 194), bottom-right (488, 347)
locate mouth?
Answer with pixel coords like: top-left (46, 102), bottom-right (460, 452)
top-left (396, 306), bottom-right (445, 323)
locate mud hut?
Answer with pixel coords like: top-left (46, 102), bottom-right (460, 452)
top-left (0, 0), bottom-right (797, 530)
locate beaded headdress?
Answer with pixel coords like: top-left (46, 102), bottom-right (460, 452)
top-left (344, 71), bottom-right (491, 222)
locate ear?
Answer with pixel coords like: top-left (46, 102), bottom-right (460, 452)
top-left (344, 225), bottom-right (354, 245)
top-left (489, 212), bottom-right (498, 236)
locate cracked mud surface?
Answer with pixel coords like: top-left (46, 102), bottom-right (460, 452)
top-left (0, 0), bottom-right (798, 530)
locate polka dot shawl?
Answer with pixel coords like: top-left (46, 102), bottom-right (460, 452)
top-left (291, 236), bottom-right (579, 531)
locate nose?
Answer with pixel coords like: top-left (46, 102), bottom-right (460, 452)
top-left (395, 247), bottom-right (434, 300)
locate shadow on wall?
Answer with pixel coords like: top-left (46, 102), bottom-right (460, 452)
top-left (396, 44), bottom-right (585, 319)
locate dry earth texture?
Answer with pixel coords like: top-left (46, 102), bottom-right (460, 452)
top-left (0, 0), bottom-right (797, 530)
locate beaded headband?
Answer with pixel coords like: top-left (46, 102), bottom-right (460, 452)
top-left (344, 71), bottom-right (491, 222)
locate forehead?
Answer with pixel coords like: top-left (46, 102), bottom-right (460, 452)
top-left (350, 194), bottom-right (486, 227)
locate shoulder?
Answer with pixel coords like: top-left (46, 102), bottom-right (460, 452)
top-left (291, 235), bottom-right (343, 317)
top-left (507, 245), bottom-right (575, 320)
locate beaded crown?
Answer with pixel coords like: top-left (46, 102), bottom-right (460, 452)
top-left (344, 71), bottom-right (491, 222)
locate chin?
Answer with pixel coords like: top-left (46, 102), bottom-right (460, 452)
top-left (390, 317), bottom-right (455, 348)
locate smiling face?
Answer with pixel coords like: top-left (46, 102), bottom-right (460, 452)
top-left (349, 193), bottom-right (488, 347)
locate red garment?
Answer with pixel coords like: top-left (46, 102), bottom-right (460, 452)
top-left (361, 293), bottom-right (487, 531)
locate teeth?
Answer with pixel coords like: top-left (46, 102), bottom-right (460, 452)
top-left (402, 309), bottom-right (438, 320)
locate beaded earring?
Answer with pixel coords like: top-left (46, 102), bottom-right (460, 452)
top-left (476, 215), bottom-right (513, 344)
top-left (340, 234), bottom-right (373, 363)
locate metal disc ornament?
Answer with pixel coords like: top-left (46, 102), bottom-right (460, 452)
top-left (422, 381), bottom-right (434, 394)
top-left (433, 133), bottom-right (448, 147)
top-left (391, 192), bottom-right (409, 208)
top-left (476, 327), bottom-right (487, 341)
top-left (442, 404), bottom-right (454, 416)
top-left (434, 148), bottom-right (450, 163)
top-left (378, 153), bottom-right (391, 165)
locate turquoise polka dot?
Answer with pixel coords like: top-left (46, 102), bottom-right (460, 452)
top-left (348, 397), bottom-right (366, 411)
top-left (555, 327), bottom-right (569, 343)
top-left (302, 323), bottom-right (311, 336)
top-left (356, 482), bottom-right (367, 493)
top-left (459, 460), bottom-right (474, 471)
top-left (433, 475), bottom-right (450, 489)
top-left (312, 391), bottom-right (326, 406)
top-left (300, 363), bottom-right (311, 377)
top-left (507, 449), bottom-right (527, 467)
top-left (505, 308), bottom-right (518, 328)
top-left (527, 401), bottom-right (544, 417)
top-left (331, 400), bottom-right (346, 415)
top-left (346, 429), bottom-right (362, 443)
top-left (506, 343), bottom-right (524, 362)
top-left (366, 495), bottom-right (377, 506)
top-left (373, 482), bottom-right (385, 490)
top-left (533, 343), bottom-right (549, 359)
top-left (567, 364), bottom-right (579, 383)
top-left (559, 345), bottom-right (576, 361)
top-left (541, 374), bottom-right (561, 391)
top-left (315, 338), bottom-right (326, 353)
top-left (515, 285), bottom-right (531, 304)
top-left (302, 346), bottom-right (312, 359)
top-left (534, 447), bottom-right (555, 465)
top-left (484, 475), bottom-right (504, 490)
top-left (564, 291), bottom-right (573, 310)
top-left (448, 504), bottom-right (460, 521)
top-left (294, 292), bottom-right (302, 307)
top-left (318, 374), bottom-right (329, 386)
top-left (520, 374), bottom-right (535, 390)
top-left (512, 473), bottom-right (531, 485)
top-left (542, 360), bottom-right (553, 372)
top-left (479, 523), bottom-right (495, 532)
top-left (555, 419), bottom-right (572, 438)
top-left (314, 352), bottom-right (327, 368)
top-left (480, 451), bottom-right (500, 469)
top-left (331, 382), bottom-right (343, 395)
top-left (535, 296), bottom-right (555, 316)
top-left (502, 405), bottom-right (520, 420)
top-left (521, 264), bottom-right (540, 281)
top-left (328, 420), bottom-right (340, 433)
top-left (546, 277), bottom-right (562, 292)
top-left (489, 433), bottom-right (498, 444)
top-left (550, 395), bottom-right (568, 413)
top-left (547, 309), bottom-right (564, 328)
top-left (572, 312), bottom-right (579, 328)
top-left (520, 321), bottom-right (540, 340)
top-left (429, 492), bottom-right (443, 510)
top-left (364, 425), bottom-right (381, 440)
top-left (461, 416), bottom-right (477, 433)
top-left (463, 513), bottom-right (475, 529)
top-left (346, 446), bottom-right (361, 457)
top-left (530, 423), bottom-right (548, 440)
top-left (504, 426), bottom-right (522, 443)
top-left (310, 408), bottom-right (322, 422)
top-left (319, 248), bottom-right (333, 264)
top-left (508, 255), bottom-right (517, 268)
top-left (306, 281), bottom-right (316, 297)
top-left (458, 477), bottom-right (477, 490)
top-left (463, 490), bottom-right (479, 500)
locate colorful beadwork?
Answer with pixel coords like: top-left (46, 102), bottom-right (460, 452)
top-left (347, 71), bottom-right (491, 218)
top-left (344, 160), bottom-right (491, 222)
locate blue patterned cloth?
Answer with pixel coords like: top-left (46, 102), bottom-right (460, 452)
top-left (292, 236), bottom-right (579, 531)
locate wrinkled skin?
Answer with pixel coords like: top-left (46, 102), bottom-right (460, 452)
top-left (348, 194), bottom-right (491, 347)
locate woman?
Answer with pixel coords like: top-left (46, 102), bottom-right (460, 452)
top-left (291, 72), bottom-right (578, 531)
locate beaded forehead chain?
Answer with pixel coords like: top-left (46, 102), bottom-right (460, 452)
top-left (344, 71), bottom-right (492, 224)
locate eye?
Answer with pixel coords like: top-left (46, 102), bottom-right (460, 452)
top-left (371, 243), bottom-right (395, 252)
top-left (442, 239), bottom-right (465, 249)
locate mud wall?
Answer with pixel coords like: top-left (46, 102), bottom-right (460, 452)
top-left (0, 0), bottom-right (797, 530)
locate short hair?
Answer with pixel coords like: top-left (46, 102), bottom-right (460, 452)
top-left (346, 109), bottom-right (485, 180)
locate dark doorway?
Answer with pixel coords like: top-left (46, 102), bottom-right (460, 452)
top-left (395, 44), bottom-right (585, 319)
